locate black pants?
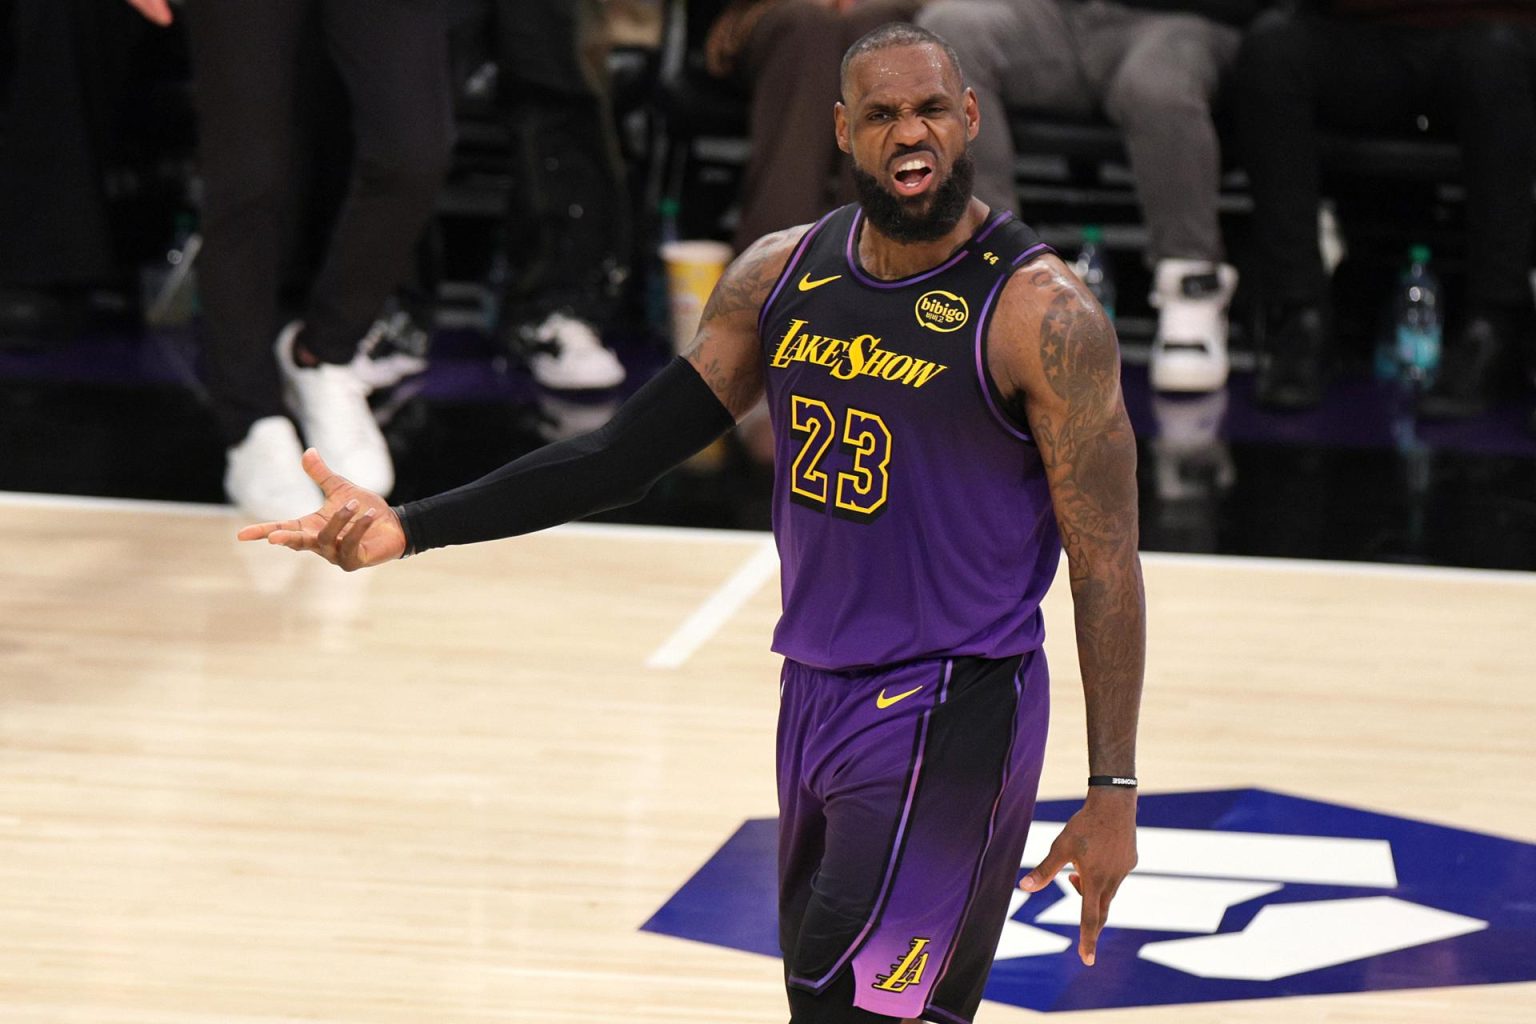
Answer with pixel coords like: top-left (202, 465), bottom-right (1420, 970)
top-left (494, 0), bottom-right (630, 329)
top-left (187, 0), bottom-right (453, 444)
top-left (0, 0), bottom-right (138, 288)
top-left (728, 0), bottom-right (919, 254)
top-left (1234, 11), bottom-right (1536, 313)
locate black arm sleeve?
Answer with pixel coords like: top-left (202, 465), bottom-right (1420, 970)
top-left (395, 357), bottom-right (738, 553)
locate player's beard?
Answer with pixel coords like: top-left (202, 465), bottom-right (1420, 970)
top-left (852, 150), bottom-right (975, 244)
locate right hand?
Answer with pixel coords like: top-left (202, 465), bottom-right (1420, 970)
top-left (124, 0), bottom-right (174, 26)
top-left (1016, 788), bottom-right (1138, 967)
top-left (237, 449), bottom-right (407, 571)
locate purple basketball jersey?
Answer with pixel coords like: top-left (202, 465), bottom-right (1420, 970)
top-left (760, 205), bottom-right (1062, 670)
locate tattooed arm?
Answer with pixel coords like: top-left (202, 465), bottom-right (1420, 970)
top-left (988, 254), bottom-right (1145, 967)
top-left (684, 225), bottom-right (808, 416)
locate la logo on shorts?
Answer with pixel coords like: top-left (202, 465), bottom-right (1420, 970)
top-left (872, 937), bottom-right (931, 993)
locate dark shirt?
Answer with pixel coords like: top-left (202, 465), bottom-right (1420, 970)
top-left (1108, 1), bottom-right (1267, 28)
top-left (1307, 0), bottom-right (1536, 25)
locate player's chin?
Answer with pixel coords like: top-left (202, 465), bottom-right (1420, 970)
top-left (891, 192), bottom-right (938, 218)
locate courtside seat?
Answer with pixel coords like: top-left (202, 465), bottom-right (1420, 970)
top-left (651, 2), bottom-right (1465, 221)
top-left (646, 0), bottom-right (1487, 347)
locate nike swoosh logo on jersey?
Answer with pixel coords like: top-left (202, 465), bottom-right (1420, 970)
top-left (875, 685), bottom-right (923, 709)
top-left (798, 273), bottom-right (841, 292)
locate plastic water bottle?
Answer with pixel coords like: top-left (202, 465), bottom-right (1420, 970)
top-left (647, 197), bottom-right (682, 340)
top-left (658, 196), bottom-right (680, 248)
top-left (482, 236), bottom-right (510, 334)
top-left (1074, 225), bottom-right (1116, 320)
top-left (142, 211), bottom-right (201, 328)
top-left (1392, 244), bottom-right (1442, 391)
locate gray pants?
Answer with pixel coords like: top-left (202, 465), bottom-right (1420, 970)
top-left (917, 0), bottom-right (1239, 262)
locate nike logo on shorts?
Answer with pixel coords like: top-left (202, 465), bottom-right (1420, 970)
top-left (876, 685), bottom-right (923, 709)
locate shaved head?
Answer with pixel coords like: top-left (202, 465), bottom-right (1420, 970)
top-left (840, 23), bottom-right (966, 102)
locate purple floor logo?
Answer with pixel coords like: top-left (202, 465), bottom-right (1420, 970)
top-left (642, 789), bottom-right (1536, 1011)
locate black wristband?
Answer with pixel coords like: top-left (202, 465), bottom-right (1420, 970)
top-left (1088, 775), bottom-right (1138, 789)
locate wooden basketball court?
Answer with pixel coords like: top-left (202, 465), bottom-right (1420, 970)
top-left (2, 493), bottom-right (1531, 1023)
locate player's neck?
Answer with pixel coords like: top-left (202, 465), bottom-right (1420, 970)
top-left (855, 198), bottom-right (990, 281)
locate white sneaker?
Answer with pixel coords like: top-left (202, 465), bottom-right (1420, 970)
top-left (1149, 259), bottom-right (1239, 393)
top-left (350, 308), bottom-right (430, 392)
top-left (275, 320), bottom-right (394, 495)
top-left (224, 416), bottom-right (323, 520)
top-left (520, 311), bottom-right (626, 390)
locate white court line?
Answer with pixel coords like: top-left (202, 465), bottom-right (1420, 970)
top-left (3, 489), bottom-right (1531, 586)
top-left (0, 491), bottom-right (767, 544)
top-left (1141, 549), bottom-right (1536, 586)
top-left (646, 541), bottom-right (780, 669)
top-left (0, 489), bottom-right (231, 517)
top-left (555, 520), bottom-right (771, 546)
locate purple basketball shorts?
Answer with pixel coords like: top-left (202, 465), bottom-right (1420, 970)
top-left (776, 650), bottom-right (1050, 1023)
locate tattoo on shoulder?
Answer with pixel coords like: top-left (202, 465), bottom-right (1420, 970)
top-left (1038, 285), bottom-right (1119, 403)
top-left (684, 227), bottom-right (804, 414)
top-left (699, 230), bottom-right (801, 323)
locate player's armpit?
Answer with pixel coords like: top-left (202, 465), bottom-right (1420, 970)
top-left (683, 225), bottom-right (808, 419)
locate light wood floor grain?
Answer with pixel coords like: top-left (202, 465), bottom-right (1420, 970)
top-left (1, 494), bottom-right (1532, 1023)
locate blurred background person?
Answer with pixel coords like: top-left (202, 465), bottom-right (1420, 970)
top-left (917, 0), bottom-right (1263, 395)
top-left (698, 0), bottom-right (920, 467)
top-left (124, 0), bottom-right (455, 518)
top-left (1235, 0), bottom-right (1536, 414)
top-left (704, 0), bottom-right (923, 254)
top-left (490, 0), bottom-right (630, 391)
top-left (0, 0), bottom-right (148, 343)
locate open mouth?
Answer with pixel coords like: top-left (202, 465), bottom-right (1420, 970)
top-left (890, 153), bottom-right (935, 196)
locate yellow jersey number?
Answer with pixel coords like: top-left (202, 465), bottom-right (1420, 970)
top-left (788, 395), bottom-right (892, 520)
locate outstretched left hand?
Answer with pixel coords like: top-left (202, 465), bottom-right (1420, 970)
top-left (1017, 788), bottom-right (1138, 966)
top-left (237, 449), bottom-right (406, 571)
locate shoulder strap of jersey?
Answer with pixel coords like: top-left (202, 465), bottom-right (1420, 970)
top-left (969, 212), bottom-right (1057, 444)
top-left (959, 210), bottom-right (1054, 280)
top-left (756, 204), bottom-right (858, 339)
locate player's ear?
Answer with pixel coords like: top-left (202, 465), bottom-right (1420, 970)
top-left (835, 101), bottom-right (851, 155)
top-left (964, 87), bottom-right (980, 142)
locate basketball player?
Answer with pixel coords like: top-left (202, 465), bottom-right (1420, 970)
top-left (241, 24), bottom-right (1143, 1024)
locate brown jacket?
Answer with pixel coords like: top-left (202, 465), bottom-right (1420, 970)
top-left (705, 0), bottom-right (927, 76)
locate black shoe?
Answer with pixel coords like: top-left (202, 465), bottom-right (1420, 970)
top-left (1255, 305), bottom-right (1329, 411)
top-left (1418, 313), bottom-right (1522, 420)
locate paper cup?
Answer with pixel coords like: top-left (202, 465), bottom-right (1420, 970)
top-left (661, 240), bottom-right (733, 352)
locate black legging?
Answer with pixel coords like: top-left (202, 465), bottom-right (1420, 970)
top-left (0, 0), bottom-right (138, 289)
top-left (1233, 9), bottom-right (1536, 314)
top-left (187, 0), bottom-right (453, 444)
top-left (493, 0), bottom-right (631, 328)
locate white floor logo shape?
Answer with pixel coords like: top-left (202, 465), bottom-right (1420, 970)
top-left (998, 822), bottom-right (1488, 980)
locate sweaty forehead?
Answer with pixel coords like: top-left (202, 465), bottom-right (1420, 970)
top-left (842, 44), bottom-right (961, 106)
